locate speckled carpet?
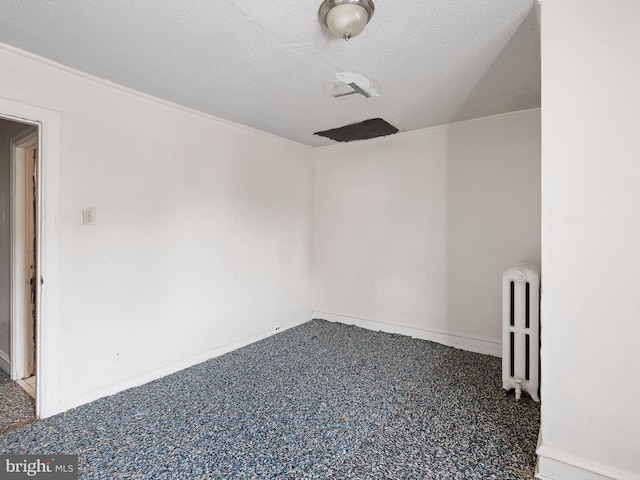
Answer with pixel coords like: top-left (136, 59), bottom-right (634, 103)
top-left (0, 369), bottom-right (35, 432)
top-left (0, 320), bottom-right (540, 479)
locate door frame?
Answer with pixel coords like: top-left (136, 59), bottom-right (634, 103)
top-left (10, 127), bottom-right (38, 382)
top-left (1, 97), bottom-right (61, 418)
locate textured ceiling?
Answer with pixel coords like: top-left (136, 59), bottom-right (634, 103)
top-left (0, 0), bottom-right (540, 146)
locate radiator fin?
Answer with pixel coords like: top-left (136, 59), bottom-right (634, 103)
top-left (525, 334), bottom-right (530, 381)
top-left (510, 281), bottom-right (515, 327)
top-left (510, 332), bottom-right (515, 378)
top-left (525, 282), bottom-right (530, 329)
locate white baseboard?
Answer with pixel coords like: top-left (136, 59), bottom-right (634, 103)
top-left (313, 311), bottom-right (502, 357)
top-left (536, 445), bottom-right (640, 480)
top-left (0, 349), bottom-right (10, 376)
top-left (57, 312), bottom-right (501, 413)
top-left (59, 314), bottom-right (312, 413)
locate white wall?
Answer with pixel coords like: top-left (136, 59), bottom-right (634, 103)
top-left (312, 110), bottom-right (541, 355)
top-left (0, 118), bottom-right (33, 373)
top-left (538, 1), bottom-right (640, 479)
top-left (0, 44), bottom-right (313, 410)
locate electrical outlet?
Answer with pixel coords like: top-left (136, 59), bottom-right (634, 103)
top-left (273, 325), bottom-right (281, 333)
top-left (115, 352), bottom-right (120, 362)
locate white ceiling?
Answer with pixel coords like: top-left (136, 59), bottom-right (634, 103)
top-left (0, 0), bottom-right (540, 146)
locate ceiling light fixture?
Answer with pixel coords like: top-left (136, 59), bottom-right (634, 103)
top-left (319, 0), bottom-right (375, 41)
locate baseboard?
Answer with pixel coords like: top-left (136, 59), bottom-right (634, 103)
top-left (57, 311), bottom-right (501, 413)
top-left (313, 311), bottom-right (502, 357)
top-left (0, 349), bottom-right (10, 376)
top-left (536, 429), bottom-right (543, 477)
top-left (59, 314), bottom-right (312, 413)
top-left (536, 445), bottom-right (640, 480)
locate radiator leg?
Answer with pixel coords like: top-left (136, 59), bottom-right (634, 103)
top-left (515, 379), bottom-right (522, 401)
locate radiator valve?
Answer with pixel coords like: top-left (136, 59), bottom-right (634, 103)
top-left (514, 378), bottom-right (523, 400)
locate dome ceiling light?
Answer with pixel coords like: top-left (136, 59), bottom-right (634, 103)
top-left (318, 0), bottom-right (375, 41)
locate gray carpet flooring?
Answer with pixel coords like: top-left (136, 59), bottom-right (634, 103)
top-left (0, 369), bottom-right (35, 432)
top-left (0, 320), bottom-right (540, 479)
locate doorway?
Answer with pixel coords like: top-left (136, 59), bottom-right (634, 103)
top-left (0, 97), bottom-right (63, 418)
top-left (0, 99), bottom-right (60, 419)
top-left (0, 118), bottom-right (38, 428)
top-left (11, 128), bottom-right (38, 391)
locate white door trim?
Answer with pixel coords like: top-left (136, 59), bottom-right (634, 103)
top-left (1, 97), bottom-right (61, 419)
top-left (10, 127), bottom-right (37, 382)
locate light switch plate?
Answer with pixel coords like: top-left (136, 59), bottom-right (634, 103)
top-left (82, 207), bottom-right (96, 225)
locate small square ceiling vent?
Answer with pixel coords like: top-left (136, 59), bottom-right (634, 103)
top-left (314, 118), bottom-right (399, 143)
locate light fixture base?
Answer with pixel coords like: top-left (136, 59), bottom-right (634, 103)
top-left (319, 0), bottom-right (375, 40)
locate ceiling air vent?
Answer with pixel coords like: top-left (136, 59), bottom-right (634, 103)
top-left (314, 118), bottom-right (399, 143)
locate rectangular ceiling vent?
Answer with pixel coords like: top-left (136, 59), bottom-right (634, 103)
top-left (314, 118), bottom-right (399, 143)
